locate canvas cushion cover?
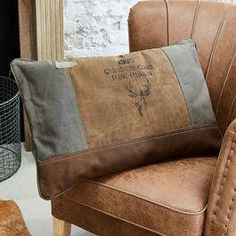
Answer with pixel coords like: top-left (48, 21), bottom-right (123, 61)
top-left (11, 39), bottom-right (222, 199)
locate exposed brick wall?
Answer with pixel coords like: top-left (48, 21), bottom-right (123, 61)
top-left (64, 0), bottom-right (235, 57)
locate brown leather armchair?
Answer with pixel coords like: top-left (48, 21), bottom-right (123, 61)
top-left (51, 1), bottom-right (236, 235)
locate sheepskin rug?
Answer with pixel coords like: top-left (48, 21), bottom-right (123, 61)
top-left (0, 200), bottom-right (31, 236)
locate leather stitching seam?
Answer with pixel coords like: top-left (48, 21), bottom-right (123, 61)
top-left (85, 179), bottom-right (208, 215)
top-left (206, 5), bottom-right (230, 81)
top-left (224, 138), bottom-right (236, 236)
top-left (225, 90), bottom-right (236, 132)
top-left (225, 185), bottom-right (236, 236)
top-left (38, 125), bottom-right (219, 165)
top-left (190, 0), bottom-right (200, 38)
top-left (210, 139), bottom-right (235, 235)
top-left (216, 51), bottom-right (236, 120)
top-left (163, 0), bottom-right (169, 45)
top-left (160, 48), bottom-right (192, 124)
top-left (64, 194), bottom-right (169, 236)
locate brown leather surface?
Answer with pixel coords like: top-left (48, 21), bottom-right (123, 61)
top-left (39, 126), bottom-right (221, 199)
top-left (128, 1), bottom-right (168, 51)
top-left (167, 1), bottom-right (198, 45)
top-left (205, 119), bottom-right (236, 236)
top-left (129, 0), bottom-right (236, 134)
top-left (69, 49), bottom-right (190, 148)
top-left (52, 157), bottom-right (217, 236)
top-left (52, 196), bottom-right (163, 236)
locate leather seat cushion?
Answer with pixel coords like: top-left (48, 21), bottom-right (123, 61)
top-left (52, 157), bottom-right (217, 236)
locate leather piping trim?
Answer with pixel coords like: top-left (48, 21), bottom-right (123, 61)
top-left (225, 89), bottom-right (236, 131)
top-left (190, 0), bottom-right (200, 38)
top-left (216, 51), bottom-right (236, 117)
top-left (210, 137), bottom-right (235, 234)
top-left (38, 125), bottom-right (219, 165)
top-left (205, 5), bottom-right (230, 80)
top-left (64, 194), bottom-right (166, 236)
top-left (84, 179), bottom-right (208, 215)
top-left (163, 0), bottom-right (169, 45)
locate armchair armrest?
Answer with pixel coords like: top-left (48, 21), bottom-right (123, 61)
top-left (205, 119), bottom-right (236, 236)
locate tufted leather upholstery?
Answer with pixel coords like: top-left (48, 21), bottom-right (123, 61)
top-left (205, 120), bottom-right (236, 236)
top-left (51, 1), bottom-right (236, 235)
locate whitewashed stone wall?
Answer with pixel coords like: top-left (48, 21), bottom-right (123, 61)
top-left (64, 0), bottom-right (236, 57)
top-left (64, 0), bottom-right (138, 57)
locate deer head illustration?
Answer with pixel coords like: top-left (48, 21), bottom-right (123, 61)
top-left (123, 79), bottom-right (151, 117)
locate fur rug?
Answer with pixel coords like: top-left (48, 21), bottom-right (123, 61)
top-left (0, 200), bottom-right (31, 236)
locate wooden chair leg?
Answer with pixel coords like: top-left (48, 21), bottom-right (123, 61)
top-left (53, 217), bottom-right (71, 236)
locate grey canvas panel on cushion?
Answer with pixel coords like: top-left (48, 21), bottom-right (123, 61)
top-left (11, 39), bottom-right (222, 199)
top-left (162, 40), bottom-right (216, 126)
top-left (11, 60), bottom-right (88, 160)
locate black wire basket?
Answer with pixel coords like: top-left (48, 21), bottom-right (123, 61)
top-left (0, 76), bottom-right (21, 182)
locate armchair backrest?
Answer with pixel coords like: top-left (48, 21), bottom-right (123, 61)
top-left (128, 0), bottom-right (236, 134)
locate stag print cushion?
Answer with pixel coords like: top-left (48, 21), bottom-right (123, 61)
top-left (11, 39), bottom-right (222, 199)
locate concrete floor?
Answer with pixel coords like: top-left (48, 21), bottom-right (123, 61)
top-left (0, 144), bottom-right (94, 236)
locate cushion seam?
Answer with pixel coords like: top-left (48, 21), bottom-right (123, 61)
top-left (65, 68), bottom-right (88, 149)
top-left (38, 125), bottom-right (219, 165)
top-left (79, 179), bottom-right (208, 215)
top-left (64, 194), bottom-right (167, 236)
top-left (160, 48), bottom-right (192, 124)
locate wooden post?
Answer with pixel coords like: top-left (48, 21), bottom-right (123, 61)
top-left (18, 0), bottom-right (64, 150)
top-left (35, 0), bottom-right (64, 60)
top-left (18, 0), bottom-right (37, 59)
top-left (53, 217), bottom-right (71, 236)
